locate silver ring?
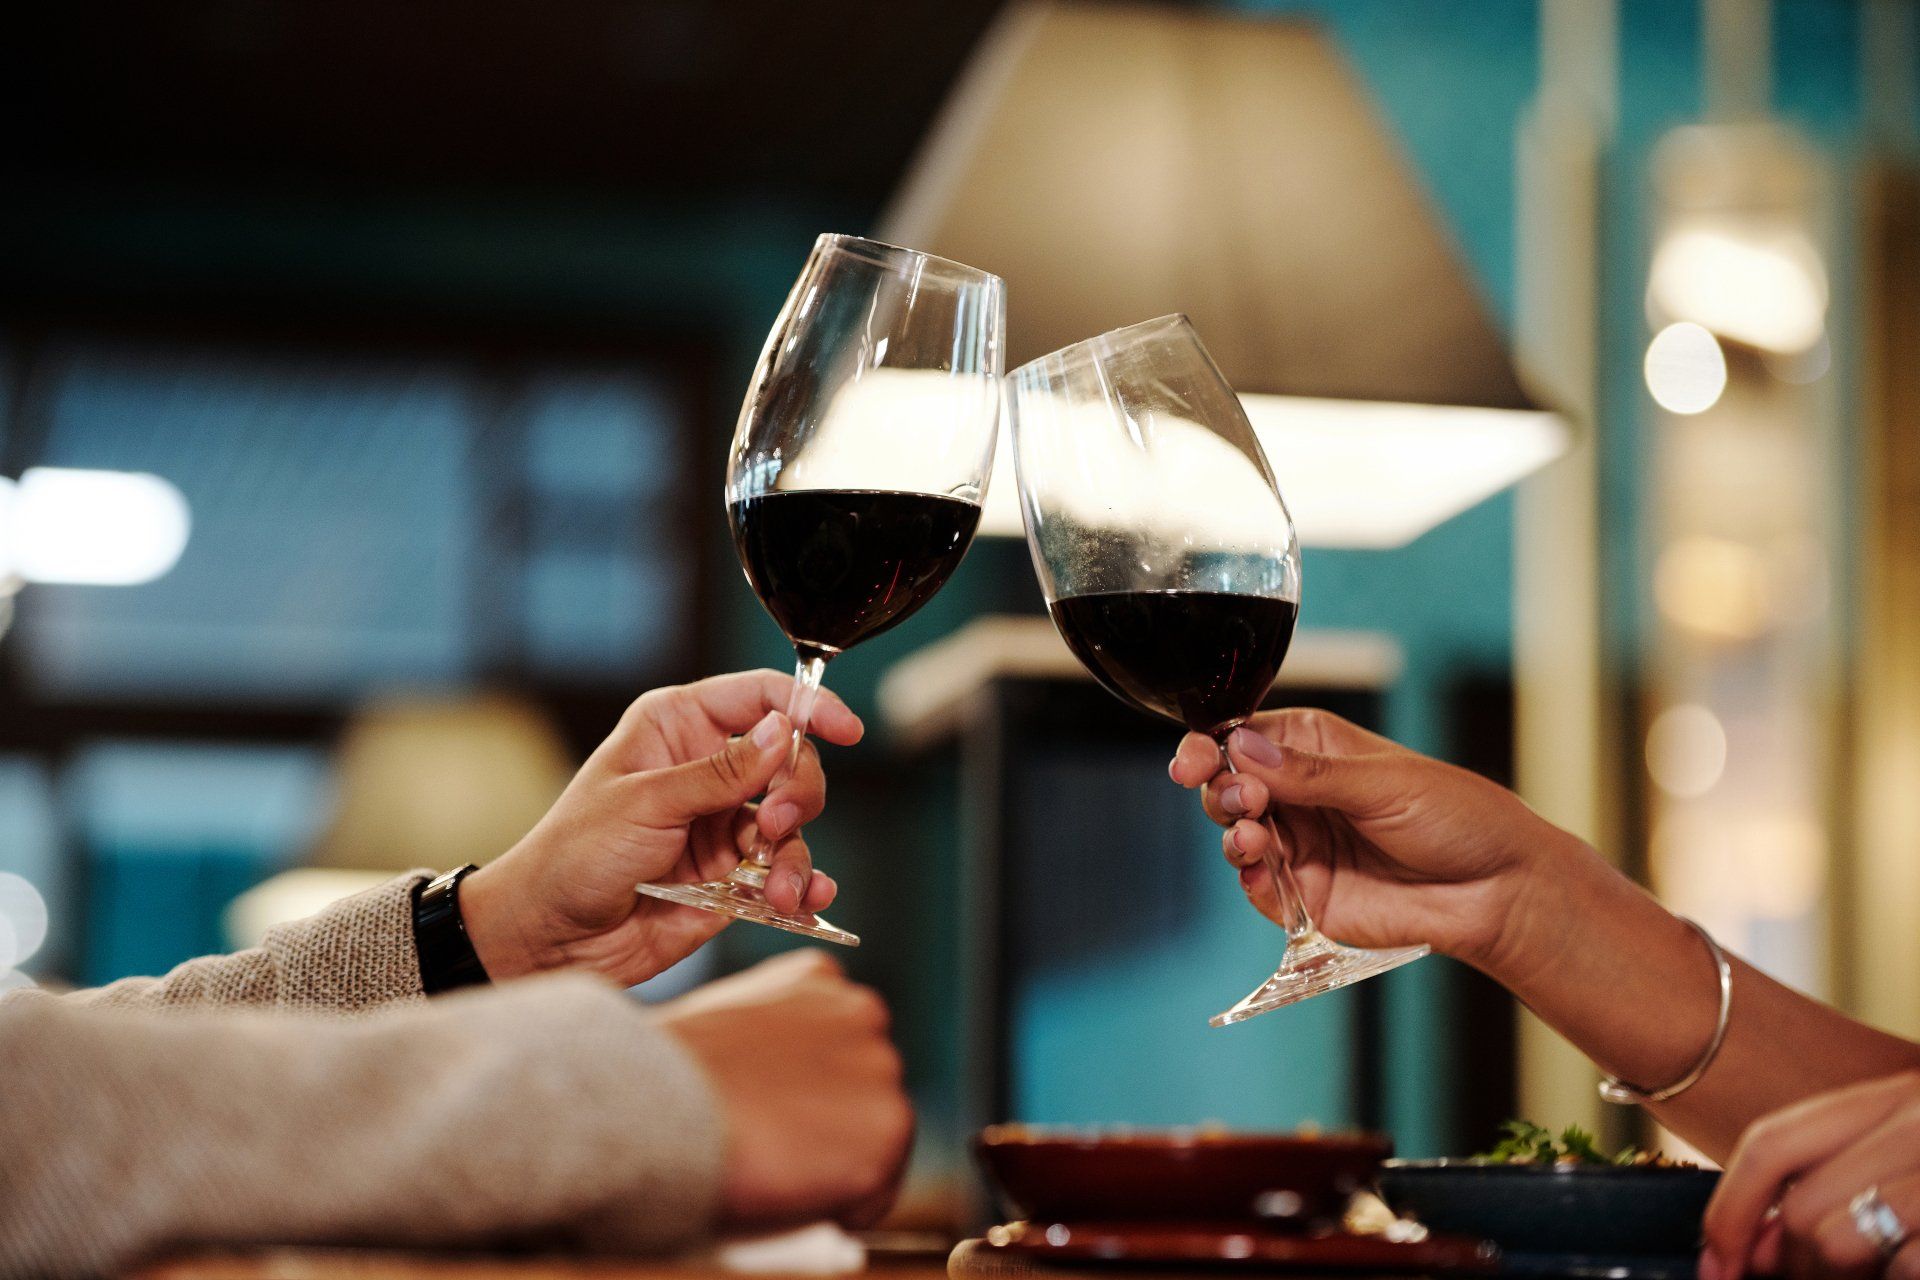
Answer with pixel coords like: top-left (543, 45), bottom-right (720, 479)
top-left (1850, 1186), bottom-right (1910, 1258)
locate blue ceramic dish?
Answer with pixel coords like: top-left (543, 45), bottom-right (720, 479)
top-left (1378, 1160), bottom-right (1719, 1259)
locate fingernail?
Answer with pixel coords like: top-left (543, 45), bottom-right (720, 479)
top-left (1230, 727), bottom-right (1283, 766)
top-left (787, 873), bottom-right (806, 906)
top-left (762, 801), bottom-right (800, 836)
top-left (1697, 1250), bottom-right (1722, 1280)
top-left (1222, 785), bottom-right (1247, 814)
top-left (1232, 825), bottom-right (1254, 854)
top-left (752, 711), bottom-right (786, 749)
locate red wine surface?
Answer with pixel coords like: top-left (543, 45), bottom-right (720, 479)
top-left (730, 489), bottom-right (981, 657)
top-left (1048, 590), bottom-right (1300, 735)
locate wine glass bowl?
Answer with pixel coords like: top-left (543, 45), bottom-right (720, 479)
top-left (1014, 316), bottom-right (1298, 614)
top-left (634, 234), bottom-right (1004, 946)
top-left (1010, 314), bottom-right (1428, 1023)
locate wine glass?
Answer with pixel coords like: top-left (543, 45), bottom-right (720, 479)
top-left (1010, 313), bottom-right (1428, 1024)
top-left (635, 233), bottom-right (1005, 946)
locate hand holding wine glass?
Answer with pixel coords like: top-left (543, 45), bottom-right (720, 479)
top-left (635, 233), bottom-right (1004, 946)
top-left (1166, 706), bottom-right (1571, 970)
top-left (1011, 313), bottom-right (1428, 1024)
top-left (461, 670), bottom-right (865, 988)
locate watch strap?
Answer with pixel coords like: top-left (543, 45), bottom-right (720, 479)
top-left (412, 865), bottom-right (491, 995)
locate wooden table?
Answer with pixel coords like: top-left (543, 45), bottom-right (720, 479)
top-left (129, 1242), bottom-right (1509, 1280)
top-left (136, 1255), bottom-right (950, 1280)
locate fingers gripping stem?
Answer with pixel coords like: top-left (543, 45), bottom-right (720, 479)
top-left (1259, 813), bottom-right (1318, 942)
top-left (1214, 725), bottom-right (1317, 943)
top-left (750, 651), bottom-right (828, 867)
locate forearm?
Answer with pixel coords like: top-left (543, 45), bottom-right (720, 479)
top-left (1484, 841), bottom-right (1920, 1161)
top-left (44, 872), bottom-right (432, 1014)
top-left (0, 975), bottom-right (723, 1277)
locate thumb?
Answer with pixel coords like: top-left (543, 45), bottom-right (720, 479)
top-left (631, 711), bottom-right (791, 825)
top-left (1225, 726), bottom-right (1412, 818)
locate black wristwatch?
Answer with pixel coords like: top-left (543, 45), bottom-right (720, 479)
top-left (412, 865), bottom-right (492, 995)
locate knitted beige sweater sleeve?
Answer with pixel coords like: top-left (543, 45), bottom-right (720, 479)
top-left (65, 870), bottom-right (436, 1013)
top-left (0, 974), bottom-right (726, 1277)
top-left (0, 876), bottom-right (728, 1276)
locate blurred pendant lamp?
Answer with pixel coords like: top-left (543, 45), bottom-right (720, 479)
top-left (880, 1), bottom-right (1565, 549)
top-left (226, 694), bottom-right (575, 948)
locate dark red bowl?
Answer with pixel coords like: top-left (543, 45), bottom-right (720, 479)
top-left (975, 1126), bottom-right (1392, 1227)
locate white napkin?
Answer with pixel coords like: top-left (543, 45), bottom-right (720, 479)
top-left (712, 1223), bottom-right (868, 1275)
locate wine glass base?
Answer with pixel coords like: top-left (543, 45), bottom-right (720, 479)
top-left (635, 873), bottom-right (860, 947)
top-left (1209, 936), bottom-right (1428, 1027)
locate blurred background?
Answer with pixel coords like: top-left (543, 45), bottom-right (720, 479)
top-left (3, 0), bottom-right (1918, 1229)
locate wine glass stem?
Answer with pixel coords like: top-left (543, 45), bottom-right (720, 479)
top-left (1214, 727), bottom-right (1319, 945)
top-left (748, 649), bottom-right (829, 868)
top-left (1257, 812), bottom-right (1320, 945)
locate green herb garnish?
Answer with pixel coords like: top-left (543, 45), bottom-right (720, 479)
top-left (1475, 1119), bottom-right (1680, 1167)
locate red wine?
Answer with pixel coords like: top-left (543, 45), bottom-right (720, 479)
top-left (730, 488), bottom-right (981, 658)
top-left (1048, 590), bottom-right (1299, 736)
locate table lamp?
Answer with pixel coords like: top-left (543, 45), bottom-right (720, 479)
top-left (226, 693), bottom-right (575, 947)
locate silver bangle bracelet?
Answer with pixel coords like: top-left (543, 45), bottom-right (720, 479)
top-left (1598, 917), bottom-right (1733, 1106)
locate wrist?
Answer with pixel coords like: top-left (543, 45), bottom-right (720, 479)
top-left (458, 861), bottom-right (543, 981)
top-left (1466, 828), bottom-right (1619, 986)
top-left (1468, 842), bottom-right (1728, 1097)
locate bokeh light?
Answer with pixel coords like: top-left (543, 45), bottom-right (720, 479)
top-left (1741, 816), bottom-right (1828, 919)
top-left (1767, 331), bottom-right (1832, 385)
top-left (1654, 536), bottom-right (1774, 641)
top-left (0, 475), bottom-right (15, 580)
top-left (1644, 322), bottom-right (1728, 415)
top-left (1648, 224), bottom-right (1828, 355)
top-left (6, 468), bottom-right (192, 586)
top-left (1652, 808), bottom-right (1827, 924)
top-left (0, 873), bottom-right (49, 971)
top-left (1646, 704), bottom-right (1728, 799)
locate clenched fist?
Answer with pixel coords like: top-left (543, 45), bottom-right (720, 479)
top-left (653, 951), bottom-right (914, 1231)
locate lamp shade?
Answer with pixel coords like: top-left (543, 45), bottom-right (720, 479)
top-left (308, 693), bottom-right (575, 873)
top-left (881, 1), bottom-right (1564, 547)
